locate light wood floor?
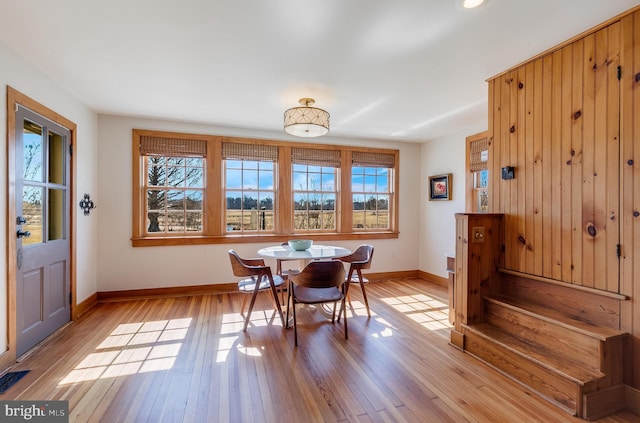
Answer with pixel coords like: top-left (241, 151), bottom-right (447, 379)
top-left (4, 278), bottom-right (638, 422)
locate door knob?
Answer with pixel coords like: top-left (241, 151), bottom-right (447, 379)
top-left (17, 230), bottom-right (31, 239)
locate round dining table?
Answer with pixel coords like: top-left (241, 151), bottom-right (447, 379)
top-left (257, 244), bottom-right (352, 320)
top-left (257, 244), bottom-right (351, 261)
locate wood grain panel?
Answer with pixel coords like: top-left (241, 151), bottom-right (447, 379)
top-left (582, 33), bottom-right (597, 288)
top-left (533, 59), bottom-right (544, 276)
top-left (561, 44), bottom-right (574, 283)
top-left (488, 23), bottom-right (620, 289)
top-left (524, 62), bottom-right (535, 274)
top-left (571, 38), bottom-right (584, 286)
top-left (620, 10), bottom-right (640, 390)
top-left (605, 23), bottom-right (621, 294)
top-left (542, 54), bottom-right (554, 279)
top-left (593, 28), bottom-right (609, 291)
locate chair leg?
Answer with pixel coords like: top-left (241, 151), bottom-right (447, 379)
top-left (342, 298), bottom-right (348, 340)
top-left (285, 282), bottom-right (292, 329)
top-left (292, 298), bottom-right (298, 347)
top-left (346, 267), bottom-right (356, 309)
top-left (337, 275), bottom-right (351, 323)
top-left (280, 277), bottom-right (287, 305)
top-left (357, 269), bottom-right (371, 317)
top-left (267, 274), bottom-right (285, 327)
top-left (243, 277), bottom-right (262, 332)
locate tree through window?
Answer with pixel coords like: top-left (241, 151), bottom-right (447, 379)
top-left (140, 136), bottom-right (205, 235)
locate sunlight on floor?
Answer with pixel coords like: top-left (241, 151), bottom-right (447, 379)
top-left (216, 307), bottom-right (282, 363)
top-left (58, 318), bottom-right (192, 385)
top-left (381, 293), bottom-right (450, 331)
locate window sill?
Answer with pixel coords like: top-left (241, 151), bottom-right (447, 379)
top-left (131, 231), bottom-right (399, 247)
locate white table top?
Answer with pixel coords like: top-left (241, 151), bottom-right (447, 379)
top-left (257, 244), bottom-right (351, 260)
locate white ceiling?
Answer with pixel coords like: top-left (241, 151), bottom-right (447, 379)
top-left (2, 0), bottom-right (639, 142)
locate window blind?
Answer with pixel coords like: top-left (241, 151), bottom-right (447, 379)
top-left (352, 151), bottom-right (396, 167)
top-left (291, 147), bottom-right (341, 167)
top-left (469, 137), bottom-right (489, 172)
top-left (139, 136), bottom-right (207, 158)
top-left (222, 142), bottom-right (278, 162)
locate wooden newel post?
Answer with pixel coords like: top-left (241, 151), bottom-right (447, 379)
top-left (450, 213), bottom-right (504, 349)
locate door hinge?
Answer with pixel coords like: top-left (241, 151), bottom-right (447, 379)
top-left (617, 66), bottom-right (622, 80)
top-left (69, 292), bottom-right (72, 305)
top-left (616, 244), bottom-right (621, 258)
top-left (69, 144), bottom-right (73, 156)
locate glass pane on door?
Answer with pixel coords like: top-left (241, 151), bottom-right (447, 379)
top-left (48, 131), bottom-right (65, 185)
top-left (48, 188), bottom-right (65, 241)
top-left (23, 120), bottom-right (44, 182)
top-left (22, 186), bottom-right (44, 245)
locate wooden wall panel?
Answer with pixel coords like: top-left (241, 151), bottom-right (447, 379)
top-left (560, 44), bottom-right (573, 284)
top-left (533, 59), bottom-right (544, 276)
top-left (606, 23), bottom-right (621, 294)
top-left (550, 49), bottom-right (563, 281)
top-left (620, 9), bottom-right (640, 390)
top-left (571, 39), bottom-right (584, 286)
top-left (541, 55), bottom-right (553, 279)
top-left (582, 33), bottom-right (596, 289)
top-left (488, 23), bottom-right (620, 290)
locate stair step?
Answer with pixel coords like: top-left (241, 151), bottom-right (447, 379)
top-left (486, 294), bottom-right (626, 342)
top-left (464, 322), bottom-right (604, 385)
top-left (463, 323), bottom-right (586, 413)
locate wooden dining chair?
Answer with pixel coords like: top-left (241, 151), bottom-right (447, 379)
top-left (228, 250), bottom-right (285, 332)
top-left (337, 244), bottom-right (374, 318)
top-left (286, 260), bottom-right (347, 346)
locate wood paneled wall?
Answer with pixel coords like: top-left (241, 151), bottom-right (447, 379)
top-left (487, 7), bottom-right (640, 388)
top-left (488, 21), bottom-right (620, 290)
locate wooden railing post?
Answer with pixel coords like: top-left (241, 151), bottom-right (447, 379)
top-left (450, 213), bottom-right (504, 349)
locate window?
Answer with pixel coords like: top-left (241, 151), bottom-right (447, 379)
top-left (466, 131), bottom-right (489, 212)
top-left (132, 129), bottom-right (399, 246)
top-left (140, 135), bottom-right (205, 235)
top-left (223, 142), bottom-right (277, 233)
top-left (292, 147), bottom-right (340, 232)
top-left (351, 151), bottom-right (395, 230)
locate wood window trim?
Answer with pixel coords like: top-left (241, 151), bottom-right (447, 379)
top-left (465, 131), bottom-right (490, 213)
top-left (132, 129), bottom-right (399, 247)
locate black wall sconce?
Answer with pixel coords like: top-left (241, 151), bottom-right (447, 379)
top-left (501, 166), bottom-right (515, 180)
top-left (79, 194), bottom-right (96, 216)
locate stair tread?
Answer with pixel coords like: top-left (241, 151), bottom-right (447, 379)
top-left (465, 322), bottom-right (604, 384)
top-left (486, 294), bottom-right (627, 341)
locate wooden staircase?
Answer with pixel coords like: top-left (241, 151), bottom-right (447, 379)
top-left (461, 294), bottom-right (628, 419)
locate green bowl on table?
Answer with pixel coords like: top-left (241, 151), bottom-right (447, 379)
top-left (288, 240), bottom-right (313, 251)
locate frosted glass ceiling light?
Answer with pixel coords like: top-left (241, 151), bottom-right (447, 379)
top-left (456, 0), bottom-right (486, 9)
top-left (284, 98), bottom-right (330, 138)
top-left (463, 0), bottom-right (484, 8)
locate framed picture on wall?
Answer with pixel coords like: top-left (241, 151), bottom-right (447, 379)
top-left (429, 173), bottom-right (452, 201)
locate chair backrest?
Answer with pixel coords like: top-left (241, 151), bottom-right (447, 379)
top-left (228, 250), bottom-right (267, 277)
top-left (291, 260), bottom-right (346, 289)
top-left (345, 245), bottom-right (374, 270)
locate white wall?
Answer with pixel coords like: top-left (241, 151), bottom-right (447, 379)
top-left (0, 42), bottom-right (99, 352)
top-left (419, 126), bottom-right (485, 279)
top-left (97, 115), bottom-right (422, 292)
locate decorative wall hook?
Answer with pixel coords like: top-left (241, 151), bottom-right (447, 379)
top-left (79, 194), bottom-right (96, 216)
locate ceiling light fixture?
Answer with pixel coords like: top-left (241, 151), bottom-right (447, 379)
top-left (462, 0), bottom-right (485, 8)
top-left (284, 98), bottom-right (330, 138)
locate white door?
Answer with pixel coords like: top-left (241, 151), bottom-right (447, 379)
top-left (15, 105), bottom-right (71, 357)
